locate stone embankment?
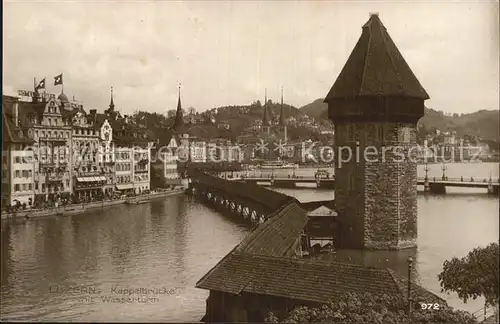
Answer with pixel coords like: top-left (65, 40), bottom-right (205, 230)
top-left (1, 189), bottom-right (185, 220)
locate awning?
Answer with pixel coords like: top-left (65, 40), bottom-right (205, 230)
top-left (115, 184), bottom-right (134, 190)
top-left (77, 176), bottom-right (102, 182)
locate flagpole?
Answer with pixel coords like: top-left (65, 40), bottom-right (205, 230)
top-left (33, 77), bottom-right (37, 103)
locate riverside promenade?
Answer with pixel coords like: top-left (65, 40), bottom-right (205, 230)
top-left (1, 188), bottom-right (185, 220)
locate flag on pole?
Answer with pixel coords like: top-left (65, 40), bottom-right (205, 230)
top-left (35, 78), bottom-right (46, 90)
top-left (54, 73), bottom-right (63, 86)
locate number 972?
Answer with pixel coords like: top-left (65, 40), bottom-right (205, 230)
top-left (421, 303), bottom-right (440, 310)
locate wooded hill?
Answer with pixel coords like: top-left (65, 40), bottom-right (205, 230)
top-left (299, 98), bottom-right (500, 141)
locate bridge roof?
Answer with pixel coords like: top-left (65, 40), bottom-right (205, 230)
top-left (196, 252), bottom-right (445, 305)
top-left (236, 202), bottom-right (309, 256)
top-left (190, 170), bottom-right (297, 210)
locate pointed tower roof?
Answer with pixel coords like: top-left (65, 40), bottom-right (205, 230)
top-left (172, 85), bottom-right (187, 134)
top-left (325, 13), bottom-right (429, 101)
top-left (109, 87), bottom-right (115, 110)
top-left (279, 87), bottom-right (285, 126)
top-left (262, 88), bottom-right (271, 127)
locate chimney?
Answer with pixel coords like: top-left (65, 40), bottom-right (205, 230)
top-left (89, 109), bottom-right (97, 125)
top-left (14, 101), bottom-right (19, 127)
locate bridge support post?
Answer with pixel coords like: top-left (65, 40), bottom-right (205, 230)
top-left (429, 182), bottom-right (446, 194)
top-left (487, 184), bottom-right (499, 195)
top-left (424, 179), bottom-right (430, 193)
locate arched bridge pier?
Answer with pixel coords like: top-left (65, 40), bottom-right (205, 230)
top-left (187, 170), bottom-right (297, 227)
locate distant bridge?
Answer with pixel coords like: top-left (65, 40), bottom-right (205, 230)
top-left (186, 169), bottom-right (298, 226)
top-left (227, 175), bottom-right (499, 194)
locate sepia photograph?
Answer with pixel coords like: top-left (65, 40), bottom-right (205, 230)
top-left (1, 0), bottom-right (499, 323)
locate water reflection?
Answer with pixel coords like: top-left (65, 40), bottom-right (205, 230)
top-left (1, 164), bottom-right (498, 321)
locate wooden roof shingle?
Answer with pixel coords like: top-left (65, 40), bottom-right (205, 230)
top-left (235, 202), bottom-right (309, 256)
top-left (196, 253), bottom-right (446, 305)
top-left (325, 14), bottom-right (429, 101)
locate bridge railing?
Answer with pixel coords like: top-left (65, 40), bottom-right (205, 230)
top-left (417, 177), bottom-right (499, 184)
top-left (471, 305), bottom-right (498, 322)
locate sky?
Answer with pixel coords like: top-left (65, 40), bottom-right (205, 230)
top-left (3, 1), bottom-right (499, 115)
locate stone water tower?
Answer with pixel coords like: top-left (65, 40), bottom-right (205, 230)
top-left (325, 14), bottom-right (429, 249)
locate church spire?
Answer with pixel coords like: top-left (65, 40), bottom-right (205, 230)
top-left (262, 88), bottom-right (270, 127)
top-left (109, 87), bottom-right (115, 110)
top-left (279, 87), bottom-right (285, 126)
top-left (173, 83), bottom-right (184, 131)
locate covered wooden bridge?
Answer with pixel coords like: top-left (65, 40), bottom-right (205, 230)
top-left (187, 169), bottom-right (298, 226)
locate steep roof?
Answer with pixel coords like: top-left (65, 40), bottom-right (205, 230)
top-left (172, 92), bottom-right (188, 134)
top-left (157, 128), bottom-right (182, 147)
top-left (262, 105), bottom-right (271, 127)
top-left (2, 96), bottom-right (35, 144)
top-left (235, 202), bottom-right (309, 256)
top-left (307, 206), bottom-right (338, 217)
top-left (325, 14), bottom-right (429, 101)
top-left (196, 252), bottom-right (445, 304)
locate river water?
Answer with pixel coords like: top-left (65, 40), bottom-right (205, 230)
top-left (1, 163), bottom-right (498, 322)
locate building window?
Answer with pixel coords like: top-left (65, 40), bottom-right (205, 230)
top-left (66, 180), bottom-right (69, 187)
top-left (35, 182), bottom-right (38, 190)
top-left (15, 170), bottom-right (20, 178)
top-left (28, 183), bottom-right (32, 190)
top-left (14, 184), bottom-right (20, 192)
top-left (22, 184), bottom-right (27, 191)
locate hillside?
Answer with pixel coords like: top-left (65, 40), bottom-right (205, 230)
top-left (132, 100), bottom-right (314, 142)
top-left (300, 99), bottom-right (500, 141)
top-left (299, 98), bottom-right (328, 119)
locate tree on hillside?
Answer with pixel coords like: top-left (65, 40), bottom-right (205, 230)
top-left (167, 109), bottom-right (176, 118)
top-left (438, 242), bottom-right (499, 308)
top-left (187, 107), bottom-right (196, 116)
top-left (266, 292), bottom-right (477, 324)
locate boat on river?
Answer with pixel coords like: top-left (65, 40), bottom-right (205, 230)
top-left (259, 161), bottom-right (299, 170)
top-left (125, 197), bottom-right (150, 205)
top-left (56, 205), bottom-right (86, 216)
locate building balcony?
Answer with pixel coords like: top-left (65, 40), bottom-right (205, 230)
top-left (39, 161), bottom-right (68, 169)
top-left (138, 158), bottom-right (149, 165)
top-left (39, 162), bottom-right (57, 168)
top-left (46, 174), bottom-right (64, 182)
top-left (38, 137), bottom-right (68, 143)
